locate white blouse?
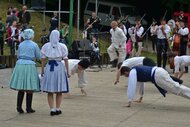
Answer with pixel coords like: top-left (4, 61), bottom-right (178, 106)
top-left (41, 43), bottom-right (68, 60)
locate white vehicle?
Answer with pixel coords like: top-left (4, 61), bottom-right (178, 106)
top-left (84, 0), bottom-right (148, 28)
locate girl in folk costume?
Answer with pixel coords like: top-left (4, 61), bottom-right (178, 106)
top-left (62, 59), bottom-right (90, 96)
top-left (41, 30), bottom-right (69, 116)
top-left (119, 21), bottom-right (131, 59)
top-left (9, 29), bottom-right (41, 114)
top-left (127, 26), bottom-right (136, 57)
top-left (125, 38), bottom-right (132, 59)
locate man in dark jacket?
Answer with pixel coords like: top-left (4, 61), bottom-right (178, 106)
top-left (18, 5), bottom-right (31, 29)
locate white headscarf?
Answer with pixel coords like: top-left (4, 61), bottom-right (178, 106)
top-left (41, 30), bottom-right (68, 59)
top-left (22, 29), bottom-right (34, 40)
top-left (49, 30), bottom-right (60, 48)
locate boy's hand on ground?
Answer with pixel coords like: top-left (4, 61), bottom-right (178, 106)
top-left (114, 80), bottom-right (119, 85)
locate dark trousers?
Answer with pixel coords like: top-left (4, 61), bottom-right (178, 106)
top-left (143, 57), bottom-right (156, 67)
top-left (91, 51), bottom-right (101, 67)
top-left (180, 41), bottom-right (188, 72)
top-left (151, 35), bottom-right (157, 51)
top-left (0, 37), bottom-right (4, 55)
top-left (157, 39), bottom-right (168, 69)
top-left (8, 40), bottom-right (15, 55)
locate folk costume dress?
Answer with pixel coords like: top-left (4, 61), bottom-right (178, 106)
top-left (9, 29), bottom-right (41, 91)
top-left (40, 30), bottom-right (69, 93)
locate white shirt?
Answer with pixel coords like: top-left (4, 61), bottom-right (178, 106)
top-left (127, 67), bottom-right (157, 101)
top-left (110, 27), bottom-right (127, 49)
top-left (121, 57), bottom-right (145, 68)
top-left (62, 59), bottom-right (87, 88)
top-left (128, 27), bottom-right (136, 42)
top-left (67, 59), bottom-right (80, 75)
top-left (150, 25), bottom-right (158, 36)
top-left (174, 55), bottom-right (190, 73)
top-left (134, 26), bottom-right (144, 38)
top-left (178, 27), bottom-right (189, 36)
top-left (157, 24), bottom-right (170, 39)
top-left (120, 25), bottom-right (127, 36)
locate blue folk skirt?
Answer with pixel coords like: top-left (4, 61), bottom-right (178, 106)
top-left (41, 61), bottom-right (69, 93)
top-left (9, 64), bottom-right (40, 91)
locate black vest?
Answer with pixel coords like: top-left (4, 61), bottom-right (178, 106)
top-left (135, 26), bottom-right (143, 42)
top-left (133, 66), bottom-right (167, 97)
top-left (135, 66), bottom-right (153, 82)
top-left (180, 27), bottom-right (189, 43)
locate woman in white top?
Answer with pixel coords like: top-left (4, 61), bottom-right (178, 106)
top-left (41, 30), bottom-right (69, 116)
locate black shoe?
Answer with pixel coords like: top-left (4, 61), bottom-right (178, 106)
top-left (26, 108), bottom-right (35, 113)
top-left (56, 110), bottom-right (62, 115)
top-left (50, 111), bottom-right (57, 116)
top-left (17, 107), bottom-right (24, 114)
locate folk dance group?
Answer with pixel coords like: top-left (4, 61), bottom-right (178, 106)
top-left (8, 17), bottom-right (190, 116)
top-left (9, 29), bottom-right (90, 116)
top-left (107, 17), bottom-right (190, 107)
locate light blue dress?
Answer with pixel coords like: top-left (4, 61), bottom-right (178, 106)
top-left (9, 40), bottom-right (41, 91)
top-left (40, 43), bottom-right (69, 93)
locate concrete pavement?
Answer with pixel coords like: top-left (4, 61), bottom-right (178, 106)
top-left (1, 66), bottom-right (190, 127)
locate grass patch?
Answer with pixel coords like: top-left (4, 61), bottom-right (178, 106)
top-left (1, 0), bottom-right (157, 66)
top-left (0, 0), bottom-right (84, 54)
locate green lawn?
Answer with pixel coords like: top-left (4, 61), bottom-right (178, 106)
top-left (1, 0), bottom-right (157, 65)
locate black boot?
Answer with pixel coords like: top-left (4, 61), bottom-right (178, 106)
top-left (17, 91), bottom-right (24, 113)
top-left (26, 93), bottom-right (35, 113)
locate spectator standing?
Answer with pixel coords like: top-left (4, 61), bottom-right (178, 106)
top-left (18, 5), bottom-right (31, 29)
top-left (0, 17), bottom-right (6, 55)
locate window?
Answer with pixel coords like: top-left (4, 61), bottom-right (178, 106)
top-left (98, 4), bottom-right (110, 14)
top-left (121, 7), bottom-right (139, 16)
top-left (112, 7), bottom-right (120, 17)
top-left (87, 2), bottom-right (95, 11)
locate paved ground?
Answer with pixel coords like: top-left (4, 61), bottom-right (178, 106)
top-left (1, 41), bottom-right (190, 127)
top-left (1, 65), bottom-right (190, 127)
